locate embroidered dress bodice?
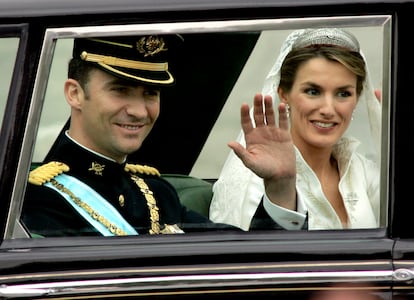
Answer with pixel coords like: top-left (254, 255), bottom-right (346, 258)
top-left (210, 136), bottom-right (380, 230)
top-left (295, 137), bottom-right (379, 229)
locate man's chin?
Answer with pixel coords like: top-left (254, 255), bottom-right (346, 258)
top-left (123, 142), bottom-right (143, 155)
top-left (116, 135), bottom-right (146, 154)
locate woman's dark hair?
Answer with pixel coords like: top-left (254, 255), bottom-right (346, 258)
top-left (278, 46), bottom-right (366, 96)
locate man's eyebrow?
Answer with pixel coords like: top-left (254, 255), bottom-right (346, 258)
top-left (108, 78), bottom-right (136, 86)
top-left (104, 79), bottom-right (161, 92)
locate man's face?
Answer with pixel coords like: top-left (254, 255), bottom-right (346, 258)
top-left (71, 69), bottom-right (160, 162)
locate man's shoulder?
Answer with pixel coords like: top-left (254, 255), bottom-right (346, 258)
top-left (28, 161), bottom-right (70, 186)
top-left (124, 163), bottom-right (160, 177)
top-left (28, 161), bottom-right (162, 185)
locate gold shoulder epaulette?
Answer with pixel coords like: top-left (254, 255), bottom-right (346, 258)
top-left (124, 163), bottom-right (160, 177)
top-left (29, 161), bottom-right (70, 186)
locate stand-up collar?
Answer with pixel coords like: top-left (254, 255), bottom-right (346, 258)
top-left (45, 134), bottom-right (127, 181)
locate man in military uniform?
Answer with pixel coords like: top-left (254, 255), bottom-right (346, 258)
top-left (21, 35), bottom-right (214, 236)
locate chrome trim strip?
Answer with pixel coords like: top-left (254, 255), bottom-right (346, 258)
top-left (46, 15), bottom-right (392, 37)
top-left (0, 269), bottom-right (394, 298)
top-left (0, 260), bottom-right (391, 281)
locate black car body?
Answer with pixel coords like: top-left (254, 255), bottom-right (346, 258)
top-left (0, 0), bottom-right (412, 299)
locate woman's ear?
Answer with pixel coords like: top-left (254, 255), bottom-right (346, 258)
top-left (64, 79), bottom-right (83, 110)
top-left (277, 86), bottom-right (288, 104)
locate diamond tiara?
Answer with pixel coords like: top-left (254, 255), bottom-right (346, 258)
top-left (292, 28), bottom-right (360, 52)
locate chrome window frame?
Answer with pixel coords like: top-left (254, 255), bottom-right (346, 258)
top-left (6, 15), bottom-right (392, 238)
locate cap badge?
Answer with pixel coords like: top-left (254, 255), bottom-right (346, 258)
top-left (136, 36), bottom-right (167, 57)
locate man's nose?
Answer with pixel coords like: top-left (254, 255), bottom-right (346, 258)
top-left (125, 98), bottom-right (147, 116)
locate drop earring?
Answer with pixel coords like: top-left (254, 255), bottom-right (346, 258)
top-left (285, 103), bottom-right (290, 119)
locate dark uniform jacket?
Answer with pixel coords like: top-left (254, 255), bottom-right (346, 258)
top-left (21, 134), bottom-right (217, 237)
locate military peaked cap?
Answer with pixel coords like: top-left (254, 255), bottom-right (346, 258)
top-left (73, 35), bottom-right (181, 86)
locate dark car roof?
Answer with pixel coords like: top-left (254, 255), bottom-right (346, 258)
top-left (0, 0), bottom-right (411, 18)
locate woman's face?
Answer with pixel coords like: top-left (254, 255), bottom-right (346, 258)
top-left (278, 57), bottom-right (358, 152)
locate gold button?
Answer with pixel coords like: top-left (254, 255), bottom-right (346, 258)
top-left (119, 195), bottom-right (125, 207)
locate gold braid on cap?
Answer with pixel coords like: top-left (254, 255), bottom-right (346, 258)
top-left (80, 51), bottom-right (168, 72)
top-left (80, 51), bottom-right (174, 85)
top-left (292, 28), bottom-right (360, 52)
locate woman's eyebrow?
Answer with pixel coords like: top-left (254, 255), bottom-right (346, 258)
top-left (301, 81), bottom-right (355, 90)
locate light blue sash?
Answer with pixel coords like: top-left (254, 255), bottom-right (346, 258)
top-left (44, 174), bottom-right (138, 236)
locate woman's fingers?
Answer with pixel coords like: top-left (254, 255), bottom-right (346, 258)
top-left (240, 103), bottom-right (253, 134)
top-left (241, 93), bottom-right (289, 138)
top-left (252, 93), bottom-right (277, 128)
top-left (278, 102), bottom-right (289, 130)
top-left (253, 93), bottom-right (266, 127)
top-left (263, 95), bottom-right (276, 126)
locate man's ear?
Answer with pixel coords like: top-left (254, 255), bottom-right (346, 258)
top-left (64, 79), bottom-right (83, 109)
